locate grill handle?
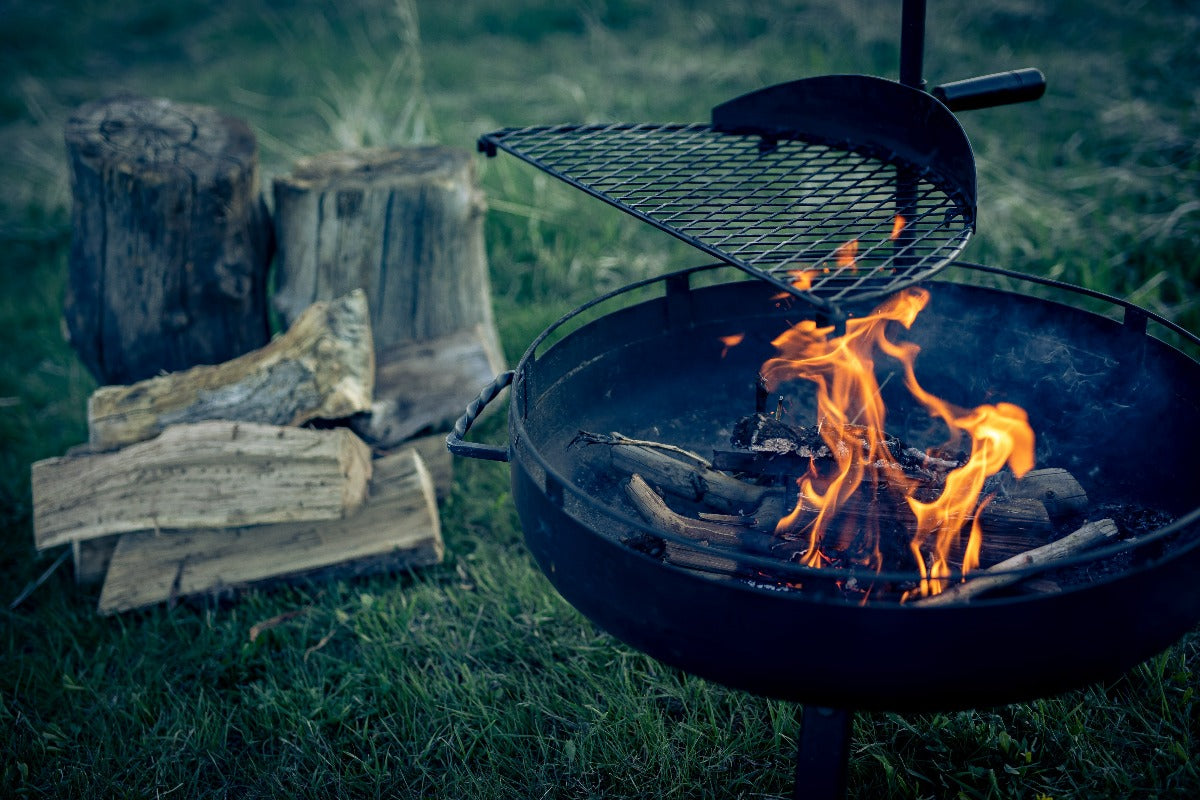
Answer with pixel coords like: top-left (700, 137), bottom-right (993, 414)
top-left (446, 370), bottom-right (514, 462)
top-left (932, 68), bottom-right (1046, 112)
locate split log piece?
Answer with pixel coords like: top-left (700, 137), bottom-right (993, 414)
top-left (97, 449), bottom-right (442, 614)
top-left (914, 518), bottom-right (1119, 606)
top-left (272, 146), bottom-right (499, 352)
top-left (350, 324), bottom-right (507, 449)
top-left (64, 95), bottom-right (272, 384)
top-left (87, 290), bottom-right (374, 450)
top-left (32, 421), bottom-right (371, 550)
top-left (71, 432), bottom-right (451, 586)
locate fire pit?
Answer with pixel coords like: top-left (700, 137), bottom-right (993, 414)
top-left (447, 2), bottom-right (1200, 796)
top-left (450, 262), bottom-right (1200, 792)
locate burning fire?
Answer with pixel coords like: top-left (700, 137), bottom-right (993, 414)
top-left (760, 287), bottom-right (1035, 597)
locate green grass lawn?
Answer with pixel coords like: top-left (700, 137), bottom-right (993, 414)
top-left (2, 1), bottom-right (1199, 797)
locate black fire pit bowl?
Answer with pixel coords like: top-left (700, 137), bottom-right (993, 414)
top-left (450, 261), bottom-right (1200, 713)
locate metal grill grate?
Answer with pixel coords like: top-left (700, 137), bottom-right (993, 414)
top-left (479, 122), bottom-right (975, 311)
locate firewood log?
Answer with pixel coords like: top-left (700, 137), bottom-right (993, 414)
top-left (87, 290), bottom-right (374, 450)
top-left (272, 146), bottom-right (497, 352)
top-left (97, 448), bottom-right (441, 615)
top-left (71, 431), bottom-right (453, 586)
top-left (64, 95), bottom-right (272, 384)
top-left (32, 421), bottom-right (371, 550)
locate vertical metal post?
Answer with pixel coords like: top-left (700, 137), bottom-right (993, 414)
top-left (793, 706), bottom-right (853, 800)
top-left (896, 0), bottom-right (928, 270)
top-left (900, 0), bottom-right (927, 90)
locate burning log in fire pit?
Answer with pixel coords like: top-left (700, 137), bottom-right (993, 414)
top-left (580, 429), bottom-right (1099, 599)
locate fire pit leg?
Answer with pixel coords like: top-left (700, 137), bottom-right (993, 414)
top-left (793, 706), bottom-right (853, 800)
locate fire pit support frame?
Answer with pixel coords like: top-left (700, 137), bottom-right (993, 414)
top-left (794, 706), bottom-right (854, 800)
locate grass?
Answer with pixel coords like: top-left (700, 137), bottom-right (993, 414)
top-left (2, 0), bottom-right (1199, 797)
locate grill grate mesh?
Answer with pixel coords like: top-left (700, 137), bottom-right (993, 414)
top-left (480, 123), bottom-right (974, 309)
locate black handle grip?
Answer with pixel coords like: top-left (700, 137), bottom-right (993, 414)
top-left (446, 371), bottom-right (514, 462)
top-left (932, 68), bottom-right (1046, 112)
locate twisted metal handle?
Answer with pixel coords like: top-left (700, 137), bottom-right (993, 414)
top-left (445, 370), bottom-right (514, 462)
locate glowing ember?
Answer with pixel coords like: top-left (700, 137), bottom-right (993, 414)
top-left (760, 287), bottom-right (1035, 597)
top-left (834, 239), bottom-right (859, 269)
top-left (719, 333), bottom-right (745, 358)
top-left (787, 268), bottom-right (816, 291)
top-left (890, 214), bottom-right (906, 240)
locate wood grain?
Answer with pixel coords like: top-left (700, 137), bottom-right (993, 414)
top-left (33, 421), bottom-right (371, 549)
top-left (97, 449), bottom-right (441, 614)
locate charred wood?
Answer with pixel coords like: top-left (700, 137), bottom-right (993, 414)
top-left (914, 518), bottom-right (1119, 606)
top-left (575, 431), bottom-right (770, 514)
top-left (731, 413), bottom-right (965, 480)
top-left (1003, 467), bottom-right (1088, 519)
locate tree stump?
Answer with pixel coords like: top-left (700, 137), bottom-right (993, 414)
top-left (64, 95), bottom-right (273, 384)
top-left (273, 146), bottom-right (505, 449)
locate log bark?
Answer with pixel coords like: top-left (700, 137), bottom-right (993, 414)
top-left (87, 290), bottom-right (373, 450)
top-left (272, 146), bottom-right (499, 352)
top-left (97, 448), bottom-right (442, 614)
top-left (914, 518), bottom-right (1119, 606)
top-left (350, 323), bottom-right (506, 449)
top-left (32, 421), bottom-right (371, 549)
top-left (64, 95), bottom-right (272, 384)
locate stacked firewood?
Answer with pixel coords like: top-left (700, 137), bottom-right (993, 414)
top-left (31, 96), bottom-right (506, 614)
top-left (32, 292), bottom-right (452, 614)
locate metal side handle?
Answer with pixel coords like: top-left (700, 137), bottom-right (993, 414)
top-left (446, 370), bottom-right (514, 462)
top-left (933, 68), bottom-right (1046, 112)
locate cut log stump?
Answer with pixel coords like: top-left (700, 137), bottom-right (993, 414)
top-left (272, 146), bottom-right (505, 448)
top-left (32, 421), bottom-right (371, 550)
top-left (272, 146), bottom-right (496, 349)
top-left (87, 290), bottom-right (374, 450)
top-left (64, 95), bottom-right (273, 384)
top-left (97, 449), bottom-right (443, 615)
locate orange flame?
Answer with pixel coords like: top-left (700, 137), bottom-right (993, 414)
top-left (788, 269), bottom-right (815, 291)
top-left (761, 287), bottom-right (1035, 596)
top-left (834, 239), bottom-right (859, 269)
top-left (719, 333), bottom-right (745, 358)
top-left (890, 215), bottom-right (907, 240)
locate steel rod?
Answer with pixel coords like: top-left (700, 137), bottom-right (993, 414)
top-left (900, 0), bottom-right (927, 90)
top-left (793, 706), bottom-right (853, 800)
